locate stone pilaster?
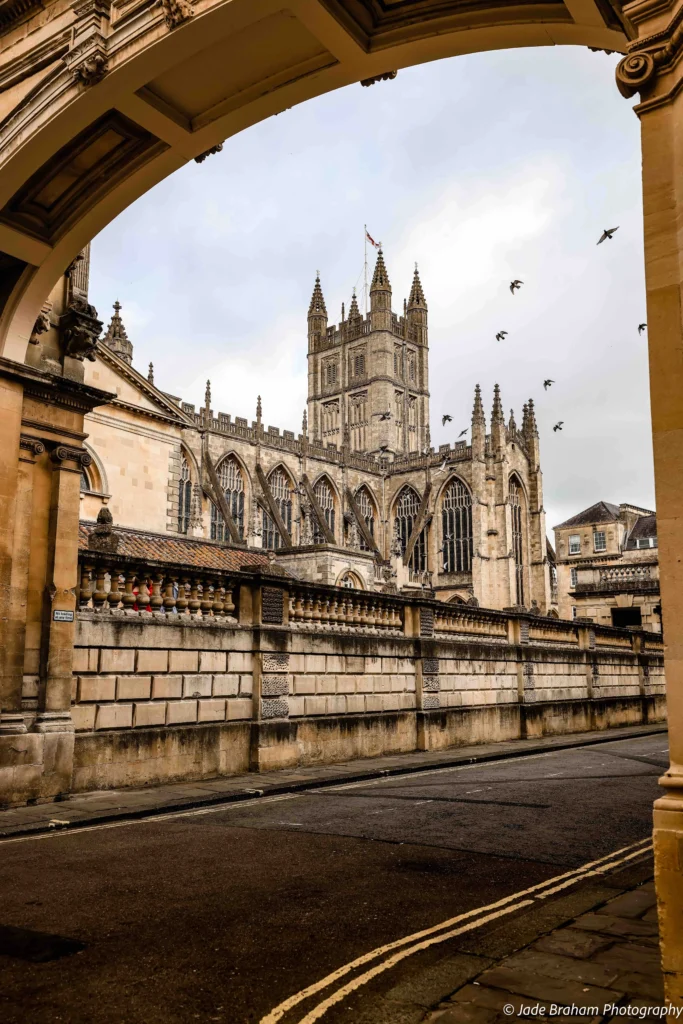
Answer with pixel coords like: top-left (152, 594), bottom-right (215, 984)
top-left (616, 2), bottom-right (683, 1001)
top-left (0, 380), bottom-right (26, 736)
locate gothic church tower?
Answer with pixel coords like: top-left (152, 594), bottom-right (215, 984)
top-left (306, 251), bottom-right (430, 456)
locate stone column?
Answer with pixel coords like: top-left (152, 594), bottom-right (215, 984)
top-left (0, 377), bottom-right (25, 734)
top-left (35, 444), bottom-right (91, 733)
top-left (617, 10), bottom-right (683, 1001)
top-left (1, 436), bottom-right (45, 733)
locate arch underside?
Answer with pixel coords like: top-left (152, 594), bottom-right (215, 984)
top-left (0, 0), bottom-right (629, 361)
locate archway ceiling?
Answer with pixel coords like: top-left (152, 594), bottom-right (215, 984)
top-left (0, 0), bottom-right (629, 358)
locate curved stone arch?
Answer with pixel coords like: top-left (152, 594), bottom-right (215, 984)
top-left (311, 471), bottom-right (341, 512)
top-left (390, 482), bottom-right (422, 518)
top-left (353, 482), bottom-right (381, 552)
top-left (179, 442), bottom-right (201, 485)
top-left (0, 0), bottom-right (627, 363)
top-left (335, 569), bottom-right (365, 591)
top-left (439, 475), bottom-right (474, 575)
top-left (508, 471), bottom-right (529, 606)
top-left (80, 441), bottom-right (108, 495)
top-left (262, 462), bottom-right (297, 549)
top-left (433, 472), bottom-right (472, 511)
top-left (266, 461), bottom-right (297, 492)
top-left (310, 471), bottom-right (339, 542)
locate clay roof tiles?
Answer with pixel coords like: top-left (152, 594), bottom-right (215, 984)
top-left (79, 522), bottom-right (274, 573)
top-left (555, 501), bottom-right (621, 529)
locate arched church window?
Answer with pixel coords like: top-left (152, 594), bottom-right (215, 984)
top-left (177, 455), bottom-right (192, 534)
top-left (509, 476), bottom-right (525, 605)
top-left (441, 478), bottom-right (473, 573)
top-left (211, 455), bottom-right (245, 542)
top-left (395, 486), bottom-right (427, 572)
top-left (80, 468), bottom-right (91, 492)
top-left (313, 477), bottom-right (335, 544)
top-left (355, 487), bottom-right (376, 552)
top-left (262, 467), bottom-right (293, 550)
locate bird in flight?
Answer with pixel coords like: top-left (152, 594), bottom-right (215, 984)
top-left (638, 323), bottom-right (647, 335)
top-left (374, 410), bottom-right (391, 421)
top-left (458, 428), bottom-right (468, 438)
top-left (510, 280), bottom-right (523, 294)
top-left (597, 227), bottom-right (619, 245)
top-left (442, 414), bottom-right (452, 425)
top-left (496, 331), bottom-right (508, 342)
top-left (440, 456), bottom-right (449, 472)
top-left (379, 443), bottom-right (390, 453)
top-left (553, 421), bottom-right (564, 432)
top-left (543, 379), bottom-right (555, 390)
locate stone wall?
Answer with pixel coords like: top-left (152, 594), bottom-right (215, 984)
top-left (70, 579), bottom-right (666, 791)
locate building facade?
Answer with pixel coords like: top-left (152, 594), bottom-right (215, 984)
top-left (553, 501), bottom-right (661, 631)
top-left (37, 247), bottom-right (554, 611)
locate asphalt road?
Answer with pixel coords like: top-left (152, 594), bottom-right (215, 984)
top-left (0, 732), bottom-right (668, 1024)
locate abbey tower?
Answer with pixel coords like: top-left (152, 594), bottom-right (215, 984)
top-left (306, 251), bottom-right (430, 457)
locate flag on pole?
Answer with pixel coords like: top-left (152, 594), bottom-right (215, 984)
top-left (366, 230), bottom-right (379, 249)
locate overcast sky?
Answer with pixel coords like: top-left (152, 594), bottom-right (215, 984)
top-left (89, 44), bottom-right (651, 534)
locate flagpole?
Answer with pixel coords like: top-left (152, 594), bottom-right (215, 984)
top-left (363, 223), bottom-right (368, 317)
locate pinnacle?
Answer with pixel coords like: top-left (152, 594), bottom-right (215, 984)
top-left (492, 383), bottom-right (505, 423)
top-left (407, 264), bottom-right (426, 308)
top-left (472, 383), bottom-right (486, 424)
top-left (102, 300), bottom-right (133, 365)
top-left (349, 289), bottom-right (361, 319)
top-left (370, 248), bottom-right (391, 292)
top-left (308, 273), bottom-right (327, 317)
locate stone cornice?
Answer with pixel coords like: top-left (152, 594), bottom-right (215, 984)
top-left (0, 354), bottom-right (114, 413)
top-left (95, 341), bottom-right (196, 426)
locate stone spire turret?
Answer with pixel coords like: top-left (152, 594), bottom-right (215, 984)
top-left (370, 249), bottom-right (392, 331)
top-left (204, 380), bottom-right (211, 423)
top-left (348, 288), bottom-right (361, 322)
top-left (307, 272), bottom-right (328, 353)
top-left (526, 398), bottom-right (538, 437)
top-left (147, 362), bottom-right (154, 384)
top-left (102, 300), bottom-right (133, 365)
top-left (406, 263), bottom-right (428, 345)
top-left (521, 402), bottom-right (529, 435)
top-left (508, 408), bottom-right (517, 435)
top-left (256, 395), bottom-right (262, 432)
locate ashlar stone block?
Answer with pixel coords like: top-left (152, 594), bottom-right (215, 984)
top-left (95, 703), bottom-right (134, 730)
top-left (71, 705), bottom-right (96, 731)
top-left (199, 651), bottom-right (227, 673)
top-left (212, 674), bottom-right (239, 697)
top-left (117, 675), bottom-right (152, 701)
top-left (133, 702), bottom-right (167, 728)
top-left (100, 649), bottom-right (135, 673)
top-left (136, 649), bottom-right (169, 673)
top-left (78, 675), bottom-right (116, 702)
top-left (182, 673), bottom-right (212, 697)
top-left (198, 699), bottom-right (226, 723)
top-left (226, 698), bottom-right (252, 720)
top-left (152, 675), bottom-right (182, 699)
top-left (166, 700), bottom-right (198, 725)
top-left (168, 650), bottom-right (199, 672)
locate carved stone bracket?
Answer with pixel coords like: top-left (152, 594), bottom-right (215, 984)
top-left (360, 71), bottom-right (397, 87)
top-left (29, 311), bottom-right (50, 345)
top-left (64, 0), bottom-right (111, 86)
top-left (194, 143), bottom-right (223, 163)
top-left (59, 299), bottom-right (103, 362)
top-left (616, 7), bottom-right (683, 98)
top-left (160, 0), bottom-right (193, 29)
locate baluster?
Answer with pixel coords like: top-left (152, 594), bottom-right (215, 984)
top-left (108, 569), bottom-right (123, 611)
top-left (136, 574), bottom-right (151, 613)
top-left (200, 578), bottom-right (214, 617)
top-left (351, 595), bottom-right (362, 628)
top-left (358, 596), bottom-right (370, 627)
top-left (176, 577), bottom-right (190, 615)
top-left (121, 570), bottom-right (137, 614)
top-left (150, 572), bottom-right (165, 614)
top-left (329, 594), bottom-right (340, 629)
top-left (163, 575), bottom-right (177, 615)
top-left (294, 589), bottom-right (305, 622)
top-left (224, 583), bottom-right (236, 618)
top-left (311, 594), bottom-right (322, 625)
top-left (367, 597), bottom-right (377, 631)
top-left (213, 581), bottom-right (225, 618)
top-left (91, 564), bottom-right (108, 612)
top-left (303, 593), bottom-right (314, 624)
top-left (79, 562), bottom-right (94, 609)
top-left (188, 577), bottom-right (202, 617)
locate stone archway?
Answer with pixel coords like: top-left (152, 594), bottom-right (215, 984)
top-left (2, 0), bottom-right (683, 1002)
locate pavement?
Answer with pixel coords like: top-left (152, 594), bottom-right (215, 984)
top-left (0, 725), bottom-right (671, 1024)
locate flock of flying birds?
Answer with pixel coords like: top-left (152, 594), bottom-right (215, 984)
top-left (372, 224), bottom-right (645, 460)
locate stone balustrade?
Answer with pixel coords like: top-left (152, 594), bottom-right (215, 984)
top-left (287, 583), bottom-right (404, 634)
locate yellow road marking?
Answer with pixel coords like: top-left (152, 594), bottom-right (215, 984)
top-left (259, 838), bottom-right (652, 1024)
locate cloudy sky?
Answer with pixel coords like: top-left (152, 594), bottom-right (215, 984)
top-left (89, 44), bottom-right (651, 534)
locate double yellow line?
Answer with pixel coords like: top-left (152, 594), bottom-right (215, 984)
top-left (260, 837), bottom-right (653, 1024)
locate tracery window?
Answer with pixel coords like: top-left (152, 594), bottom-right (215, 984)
top-left (210, 455), bottom-right (244, 541)
top-left (349, 392), bottom-right (367, 451)
top-left (395, 486), bottom-right (427, 572)
top-left (441, 478), bottom-right (473, 573)
top-left (312, 477), bottom-right (335, 544)
top-left (262, 467), bottom-right (293, 550)
top-left (355, 487), bottom-right (376, 552)
top-left (509, 476), bottom-right (525, 605)
top-left (177, 455), bottom-right (192, 534)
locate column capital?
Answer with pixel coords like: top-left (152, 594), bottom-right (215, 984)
top-left (19, 435), bottom-right (46, 460)
top-left (616, 1), bottom-right (683, 100)
top-left (50, 444), bottom-right (92, 470)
